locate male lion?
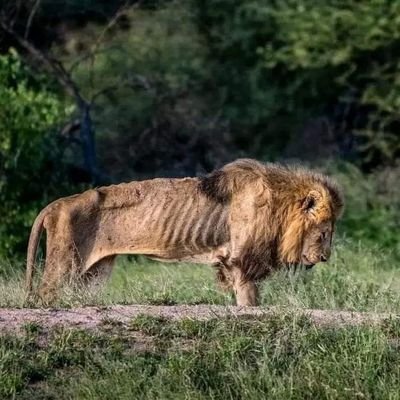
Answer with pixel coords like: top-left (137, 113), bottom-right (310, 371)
top-left (26, 159), bottom-right (344, 305)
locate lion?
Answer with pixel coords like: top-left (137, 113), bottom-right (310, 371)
top-left (26, 158), bottom-right (344, 306)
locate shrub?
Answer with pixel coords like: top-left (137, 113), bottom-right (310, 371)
top-left (0, 49), bottom-right (68, 260)
top-left (197, 0), bottom-right (400, 164)
top-left (330, 162), bottom-right (400, 257)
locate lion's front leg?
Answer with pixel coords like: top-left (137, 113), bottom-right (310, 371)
top-left (213, 258), bottom-right (259, 306)
top-left (231, 267), bottom-right (259, 306)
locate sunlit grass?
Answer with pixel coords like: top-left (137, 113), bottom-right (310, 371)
top-left (0, 239), bottom-right (399, 312)
top-left (1, 312), bottom-right (400, 399)
top-left (1, 239), bottom-right (399, 399)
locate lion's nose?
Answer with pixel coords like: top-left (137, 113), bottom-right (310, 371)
top-left (320, 254), bottom-right (327, 262)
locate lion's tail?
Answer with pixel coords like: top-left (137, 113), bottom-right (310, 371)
top-left (25, 207), bottom-right (47, 296)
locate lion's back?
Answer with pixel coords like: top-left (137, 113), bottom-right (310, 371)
top-left (89, 177), bottom-right (229, 256)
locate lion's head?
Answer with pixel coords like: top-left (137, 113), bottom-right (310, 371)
top-left (300, 220), bottom-right (334, 268)
top-left (277, 171), bottom-right (344, 268)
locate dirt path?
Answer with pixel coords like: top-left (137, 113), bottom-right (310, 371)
top-left (0, 305), bottom-right (396, 334)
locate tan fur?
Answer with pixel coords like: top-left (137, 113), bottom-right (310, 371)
top-left (26, 159), bottom-right (344, 305)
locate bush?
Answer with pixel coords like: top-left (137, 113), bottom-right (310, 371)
top-left (0, 49), bottom-right (68, 260)
top-left (57, 0), bottom-right (400, 168)
top-left (60, 1), bottom-right (231, 179)
top-left (197, 0), bottom-right (400, 164)
top-left (330, 162), bottom-right (400, 257)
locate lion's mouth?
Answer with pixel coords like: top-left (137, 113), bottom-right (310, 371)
top-left (301, 255), bottom-right (315, 269)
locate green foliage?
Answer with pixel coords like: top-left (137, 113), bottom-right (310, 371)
top-left (0, 49), bottom-right (67, 259)
top-left (332, 163), bottom-right (400, 256)
top-left (197, 0), bottom-right (400, 162)
top-left (54, 0), bottom-right (400, 169)
top-left (1, 1), bottom-right (399, 261)
top-left (63, 1), bottom-right (214, 178)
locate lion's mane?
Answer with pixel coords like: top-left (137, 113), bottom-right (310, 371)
top-left (200, 159), bottom-right (344, 283)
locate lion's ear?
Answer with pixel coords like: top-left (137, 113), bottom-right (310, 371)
top-left (301, 190), bottom-right (321, 213)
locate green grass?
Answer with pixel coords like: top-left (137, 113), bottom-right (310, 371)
top-left (1, 314), bottom-right (400, 399)
top-left (0, 239), bottom-right (399, 312)
top-left (1, 238), bottom-right (400, 399)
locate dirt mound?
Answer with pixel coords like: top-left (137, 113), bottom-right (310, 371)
top-left (0, 305), bottom-right (394, 335)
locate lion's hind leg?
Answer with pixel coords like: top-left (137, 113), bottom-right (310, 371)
top-left (37, 239), bottom-right (81, 305)
top-left (80, 255), bottom-right (116, 292)
top-left (37, 210), bottom-right (86, 305)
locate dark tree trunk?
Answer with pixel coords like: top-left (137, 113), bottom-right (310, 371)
top-left (80, 103), bottom-right (98, 184)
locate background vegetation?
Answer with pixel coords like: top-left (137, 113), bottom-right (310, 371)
top-left (0, 0), bottom-right (399, 260)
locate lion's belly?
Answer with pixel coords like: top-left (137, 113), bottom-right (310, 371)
top-left (90, 178), bottom-right (230, 261)
top-left (146, 244), bottom-right (230, 265)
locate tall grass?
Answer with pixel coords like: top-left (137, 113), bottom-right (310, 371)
top-left (1, 312), bottom-right (400, 399)
top-left (1, 239), bottom-right (399, 312)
